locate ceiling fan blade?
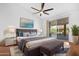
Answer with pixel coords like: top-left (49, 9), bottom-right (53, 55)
top-left (43, 11), bottom-right (49, 15)
top-left (31, 7), bottom-right (40, 11)
top-left (43, 8), bottom-right (54, 12)
top-left (44, 12), bottom-right (49, 15)
top-left (41, 3), bottom-right (45, 10)
top-left (33, 11), bottom-right (41, 14)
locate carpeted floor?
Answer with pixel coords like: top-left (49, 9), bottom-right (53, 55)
top-left (10, 46), bottom-right (24, 56)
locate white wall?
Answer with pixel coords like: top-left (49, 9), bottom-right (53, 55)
top-left (0, 4), bottom-right (41, 40)
top-left (69, 10), bottom-right (79, 42)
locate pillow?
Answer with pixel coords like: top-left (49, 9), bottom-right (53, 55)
top-left (23, 32), bottom-right (29, 37)
top-left (26, 43), bottom-right (31, 48)
top-left (19, 32), bottom-right (23, 37)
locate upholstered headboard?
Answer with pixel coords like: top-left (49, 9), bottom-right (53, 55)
top-left (16, 28), bottom-right (37, 37)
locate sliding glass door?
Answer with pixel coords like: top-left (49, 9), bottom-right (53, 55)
top-left (48, 17), bottom-right (69, 40)
top-left (49, 20), bottom-right (57, 38)
top-left (57, 24), bottom-right (69, 40)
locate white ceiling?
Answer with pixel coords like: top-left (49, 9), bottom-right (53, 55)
top-left (18, 3), bottom-right (79, 18)
top-left (0, 3), bottom-right (79, 19)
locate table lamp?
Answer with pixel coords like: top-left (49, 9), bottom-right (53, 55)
top-left (4, 26), bottom-right (16, 37)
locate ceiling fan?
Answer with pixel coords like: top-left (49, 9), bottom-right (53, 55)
top-left (31, 3), bottom-right (54, 16)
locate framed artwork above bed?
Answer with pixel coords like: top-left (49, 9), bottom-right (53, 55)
top-left (20, 17), bottom-right (34, 28)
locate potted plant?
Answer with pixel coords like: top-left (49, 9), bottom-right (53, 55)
top-left (71, 25), bottom-right (79, 44)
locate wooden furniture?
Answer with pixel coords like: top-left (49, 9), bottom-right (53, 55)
top-left (0, 47), bottom-right (10, 56)
top-left (66, 43), bottom-right (79, 56)
top-left (0, 40), bottom-right (5, 46)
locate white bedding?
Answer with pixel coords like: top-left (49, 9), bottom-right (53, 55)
top-left (17, 36), bottom-right (45, 42)
top-left (26, 37), bottom-right (56, 49)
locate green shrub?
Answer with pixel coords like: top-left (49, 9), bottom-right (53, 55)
top-left (71, 25), bottom-right (79, 36)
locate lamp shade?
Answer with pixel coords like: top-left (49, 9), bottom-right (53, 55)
top-left (4, 26), bottom-right (16, 37)
top-left (37, 28), bottom-right (42, 35)
top-left (64, 41), bottom-right (70, 48)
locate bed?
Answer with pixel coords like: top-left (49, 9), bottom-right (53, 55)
top-left (16, 29), bottom-right (64, 56)
top-left (18, 37), bottom-right (64, 56)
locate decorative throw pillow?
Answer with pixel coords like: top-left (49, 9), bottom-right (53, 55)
top-left (19, 32), bottom-right (23, 37)
top-left (23, 32), bottom-right (29, 37)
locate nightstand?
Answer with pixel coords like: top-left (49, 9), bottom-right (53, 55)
top-left (0, 40), bottom-right (5, 46)
top-left (0, 47), bottom-right (10, 56)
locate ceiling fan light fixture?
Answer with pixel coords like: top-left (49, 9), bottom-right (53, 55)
top-left (31, 3), bottom-right (54, 16)
top-left (40, 12), bottom-right (43, 14)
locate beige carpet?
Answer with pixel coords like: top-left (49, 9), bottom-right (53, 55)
top-left (10, 46), bottom-right (24, 56)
